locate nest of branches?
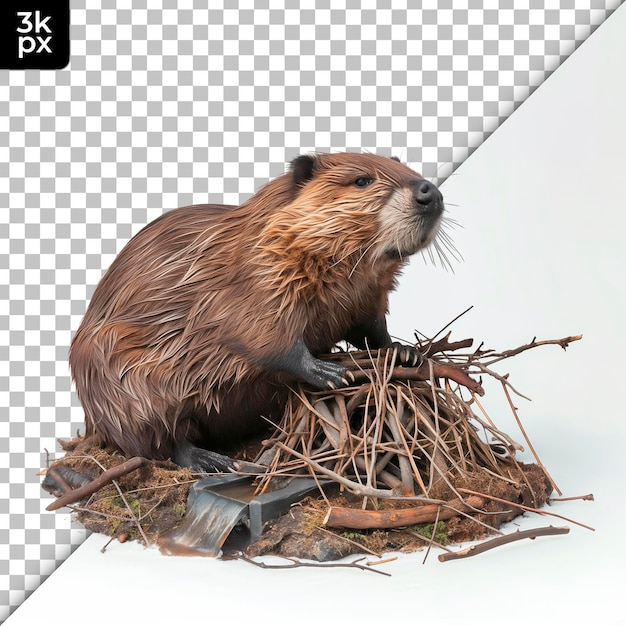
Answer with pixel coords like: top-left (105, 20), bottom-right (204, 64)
top-left (245, 333), bottom-right (583, 554)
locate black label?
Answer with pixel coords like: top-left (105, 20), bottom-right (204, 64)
top-left (0, 2), bottom-right (70, 70)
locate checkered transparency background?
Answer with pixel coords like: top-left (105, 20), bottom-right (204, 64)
top-left (1, 0), bottom-right (622, 620)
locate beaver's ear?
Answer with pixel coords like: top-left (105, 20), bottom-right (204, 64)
top-left (290, 154), bottom-right (317, 187)
top-left (390, 155), bottom-right (401, 163)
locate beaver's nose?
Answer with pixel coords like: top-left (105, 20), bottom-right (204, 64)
top-left (414, 179), bottom-right (439, 206)
top-left (411, 179), bottom-right (443, 215)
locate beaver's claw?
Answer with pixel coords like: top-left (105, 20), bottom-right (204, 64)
top-left (306, 358), bottom-right (354, 390)
top-left (388, 342), bottom-right (423, 367)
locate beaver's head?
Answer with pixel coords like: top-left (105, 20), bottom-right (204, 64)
top-left (259, 152), bottom-right (444, 267)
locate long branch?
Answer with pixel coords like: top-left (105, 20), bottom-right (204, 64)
top-left (481, 335), bottom-right (582, 366)
top-left (438, 526), bottom-right (570, 562)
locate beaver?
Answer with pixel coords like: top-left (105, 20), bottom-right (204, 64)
top-left (69, 152), bottom-right (445, 471)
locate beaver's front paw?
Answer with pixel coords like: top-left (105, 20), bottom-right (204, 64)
top-left (306, 358), bottom-right (355, 390)
top-left (277, 338), bottom-right (355, 390)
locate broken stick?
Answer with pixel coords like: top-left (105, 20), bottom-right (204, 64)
top-left (46, 457), bottom-right (149, 511)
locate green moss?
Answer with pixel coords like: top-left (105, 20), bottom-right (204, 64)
top-left (412, 520), bottom-right (449, 545)
top-left (111, 495), bottom-right (141, 517)
top-left (173, 502), bottom-right (187, 517)
top-left (340, 530), bottom-right (366, 541)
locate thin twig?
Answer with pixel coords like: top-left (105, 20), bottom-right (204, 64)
top-left (500, 381), bottom-right (562, 496)
top-left (314, 525), bottom-right (382, 558)
top-left (457, 488), bottom-right (595, 531)
top-left (110, 485), bottom-right (150, 547)
top-left (470, 362), bottom-right (532, 401)
top-left (422, 505), bottom-right (441, 565)
top-left (421, 306), bottom-right (474, 349)
top-left (233, 553), bottom-right (391, 577)
top-left (549, 493), bottom-right (594, 502)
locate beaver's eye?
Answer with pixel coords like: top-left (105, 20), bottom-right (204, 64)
top-left (354, 177), bottom-right (374, 187)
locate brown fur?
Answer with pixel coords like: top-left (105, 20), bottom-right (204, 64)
top-left (70, 153), bottom-right (443, 461)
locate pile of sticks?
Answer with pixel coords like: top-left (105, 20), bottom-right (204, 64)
top-left (254, 333), bottom-right (581, 502)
